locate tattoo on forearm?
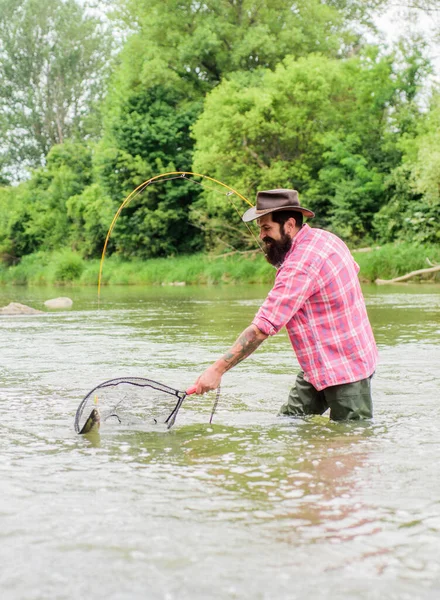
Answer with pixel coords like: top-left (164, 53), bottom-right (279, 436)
top-left (222, 327), bottom-right (265, 371)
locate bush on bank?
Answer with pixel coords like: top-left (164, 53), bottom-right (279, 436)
top-left (353, 243), bottom-right (440, 283)
top-left (1, 244), bottom-right (440, 287)
top-left (0, 250), bottom-right (274, 286)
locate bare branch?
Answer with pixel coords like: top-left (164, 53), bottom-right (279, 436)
top-left (375, 263), bottom-right (440, 284)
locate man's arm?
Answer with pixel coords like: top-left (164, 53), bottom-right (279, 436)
top-left (194, 324), bottom-right (268, 394)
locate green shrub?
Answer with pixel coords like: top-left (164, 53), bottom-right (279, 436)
top-left (2, 245), bottom-right (440, 287)
top-left (354, 243), bottom-right (440, 282)
top-left (53, 251), bottom-right (85, 283)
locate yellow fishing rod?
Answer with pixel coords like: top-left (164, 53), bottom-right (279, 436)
top-left (97, 171), bottom-right (254, 298)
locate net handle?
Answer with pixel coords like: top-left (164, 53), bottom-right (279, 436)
top-left (165, 385), bottom-right (197, 429)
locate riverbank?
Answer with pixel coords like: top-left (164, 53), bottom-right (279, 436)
top-left (1, 243), bottom-right (440, 286)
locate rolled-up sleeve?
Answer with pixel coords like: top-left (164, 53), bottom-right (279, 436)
top-left (252, 265), bottom-right (316, 336)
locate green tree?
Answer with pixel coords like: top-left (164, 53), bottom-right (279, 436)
top-left (0, 0), bottom-right (113, 181)
top-left (373, 94), bottom-right (440, 244)
top-left (117, 0), bottom-right (384, 91)
top-left (95, 85), bottom-right (204, 258)
top-left (0, 185), bottom-right (36, 263)
top-left (94, 0), bottom-right (389, 258)
top-left (192, 49), bottom-right (428, 247)
top-left (66, 183), bottom-right (115, 258)
top-left (0, 141), bottom-right (95, 262)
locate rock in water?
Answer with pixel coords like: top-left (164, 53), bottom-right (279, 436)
top-left (44, 297), bottom-right (73, 309)
top-left (0, 302), bottom-right (44, 315)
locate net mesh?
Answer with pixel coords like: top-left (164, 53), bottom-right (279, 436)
top-left (74, 377), bottom-right (187, 433)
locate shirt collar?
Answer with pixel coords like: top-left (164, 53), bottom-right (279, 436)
top-left (282, 223), bottom-right (310, 263)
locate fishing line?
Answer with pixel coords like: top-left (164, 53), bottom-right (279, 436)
top-left (97, 171), bottom-right (257, 299)
top-left (87, 172), bottom-right (257, 430)
top-left (177, 174), bottom-right (264, 254)
top-left (209, 385), bottom-right (221, 425)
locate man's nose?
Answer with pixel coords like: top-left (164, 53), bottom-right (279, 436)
top-left (259, 229), bottom-right (265, 240)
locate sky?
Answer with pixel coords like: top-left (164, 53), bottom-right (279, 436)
top-left (374, 3), bottom-right (440, 79)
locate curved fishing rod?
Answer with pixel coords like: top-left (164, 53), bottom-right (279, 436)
top-left (97, 171), bottom-right (256, 298)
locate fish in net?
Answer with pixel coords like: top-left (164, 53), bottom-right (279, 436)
top-left (74, 377), bottom-right (197, 434)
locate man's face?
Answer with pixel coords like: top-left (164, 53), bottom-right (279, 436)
top-left (257, 214), bottom-right (293, 267)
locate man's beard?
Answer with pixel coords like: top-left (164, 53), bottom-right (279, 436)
top-left (263, 230), bottom-right (292, 267)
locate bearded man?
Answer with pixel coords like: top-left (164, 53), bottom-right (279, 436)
top-left (194, 189), bottom-right (378, 420)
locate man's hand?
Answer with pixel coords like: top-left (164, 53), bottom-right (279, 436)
top-left (195, 364), bottom-right (223, 395)
top-left (193, 324), bottom-right (268, 394)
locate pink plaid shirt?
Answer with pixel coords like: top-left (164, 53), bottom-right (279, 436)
top-left (252, 224), bottom-right (378, 391)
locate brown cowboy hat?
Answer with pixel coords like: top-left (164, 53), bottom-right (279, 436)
top-left (242, 189), bottom-right (315, 222)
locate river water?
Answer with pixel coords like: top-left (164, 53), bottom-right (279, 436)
top-left (1, 283), bottom-right (440, 600)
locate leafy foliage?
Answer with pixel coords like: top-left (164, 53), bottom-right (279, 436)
top-left (0, 0), bottom-right (438, 269)
top-left (0, 0), bottom-right (113, 180)
top-left (94, 0), bottom-right (394, 257)
top-left (0, 141), bottom-right (94, 262)
top-left (117, 0), bottom-right (375, 90)
top-left (373, 94), bottom-right (440, 244)
top-left (192, 49), bottom-right (428, 248)
top-left (96, 85), bottom-right (205, 258)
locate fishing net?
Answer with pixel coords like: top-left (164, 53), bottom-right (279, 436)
top-left (74, 376), bottom-right (196, 434)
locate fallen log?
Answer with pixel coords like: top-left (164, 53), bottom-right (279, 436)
top-left (375, 264), bottom-right (440, 284)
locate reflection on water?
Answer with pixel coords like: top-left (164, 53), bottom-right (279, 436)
top-left (1, 284), bottom-right (440, 599)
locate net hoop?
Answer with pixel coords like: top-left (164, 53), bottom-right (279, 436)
top-left (74, 376), bottom-right (187, 433)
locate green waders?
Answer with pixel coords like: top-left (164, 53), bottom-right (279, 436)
top-left (279, 371), bottom-right (373, 421)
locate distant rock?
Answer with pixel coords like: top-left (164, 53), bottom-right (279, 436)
top-left (0, 302), bottom-right (44, 315)
top-left (44, 296), bottom-right (73, 309)
top-left (161, 281), bottom-right (186, 287)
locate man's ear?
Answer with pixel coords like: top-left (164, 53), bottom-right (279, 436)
top-left (284, 217), bottom-right (297, 236)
